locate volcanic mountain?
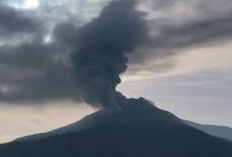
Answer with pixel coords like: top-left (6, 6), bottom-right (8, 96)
top-left (1, 98), bottom-right (232, 157)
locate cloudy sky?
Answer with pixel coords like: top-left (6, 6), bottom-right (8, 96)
top-left (0, 0), bottom-right (232, 143)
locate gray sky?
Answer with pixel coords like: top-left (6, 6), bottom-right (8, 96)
top-left (0, 0), bottom-right (232, 143)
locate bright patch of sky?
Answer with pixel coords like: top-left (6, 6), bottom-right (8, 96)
top-left (5, 0), bottom-right (40, 10)
top-left (0, 102), bottom-right (95, 143)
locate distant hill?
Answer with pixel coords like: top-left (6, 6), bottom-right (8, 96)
top-left (185, 121), bottom-right (232, 141)
top-left (1, 98), bottom-right (232, 157)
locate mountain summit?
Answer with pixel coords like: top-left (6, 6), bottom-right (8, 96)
top-left (1, 98), bottom-right (232, 157)
top-left (15, 98), bottom-right (182, 142)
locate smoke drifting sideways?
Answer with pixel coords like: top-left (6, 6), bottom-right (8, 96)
top-left (0, 0), bottom-right (148, 111)
top-left (1, 0), bottom-right (232, 110)
top-left (72, 0), bottom-right (148, 110)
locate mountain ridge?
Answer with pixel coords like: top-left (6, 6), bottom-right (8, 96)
top-left (1, 98), bottom-right (232, 157)
top-left (185, 120), bottom-right (232, 141)
top-left (16, 98), bottom-right (182, 142)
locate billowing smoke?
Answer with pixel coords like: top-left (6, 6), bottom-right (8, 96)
top-left (72, 0), bottom-right (148, 110)
top-left (0, 0), bottom-right (148, 109)
top-left (1, 0), bottom-right (232, 108)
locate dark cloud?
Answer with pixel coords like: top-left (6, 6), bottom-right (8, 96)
top-left (0, 4), bottom-right (37, 36)
top-left (53, 22), bottom-right (80, 47)
top-left (126, 11), bottom-right (232, 75)
top-left (0, 62), bottom-right (80, 104)
top-left (0, 36), bottom-right (75, 104)
top-left (0, 0), bottom-right (232, 107)
top-left (0, 0), bottom-right (147, 108)
top-left (0, 43), bottom-right (54, 70)
top-left (158, 13), bottom-right (232, 48)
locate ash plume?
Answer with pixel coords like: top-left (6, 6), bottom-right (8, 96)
top-left (0, 0), bottom-right (148, 109)
top-left (1, 0), bottom-right (232, 108)
top-left (72, 0), bottom-right (148, 109)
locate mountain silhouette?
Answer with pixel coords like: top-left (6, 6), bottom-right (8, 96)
top-left (1, 98), bottom-right (232, 157)
top-left (185, 121), bottom-right (232, 142)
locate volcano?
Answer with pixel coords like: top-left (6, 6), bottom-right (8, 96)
top-left (1, 98), bottom-right (232, 157)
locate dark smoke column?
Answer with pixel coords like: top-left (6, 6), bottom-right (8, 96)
top-left (72, 0), bottom-right (148, 111)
